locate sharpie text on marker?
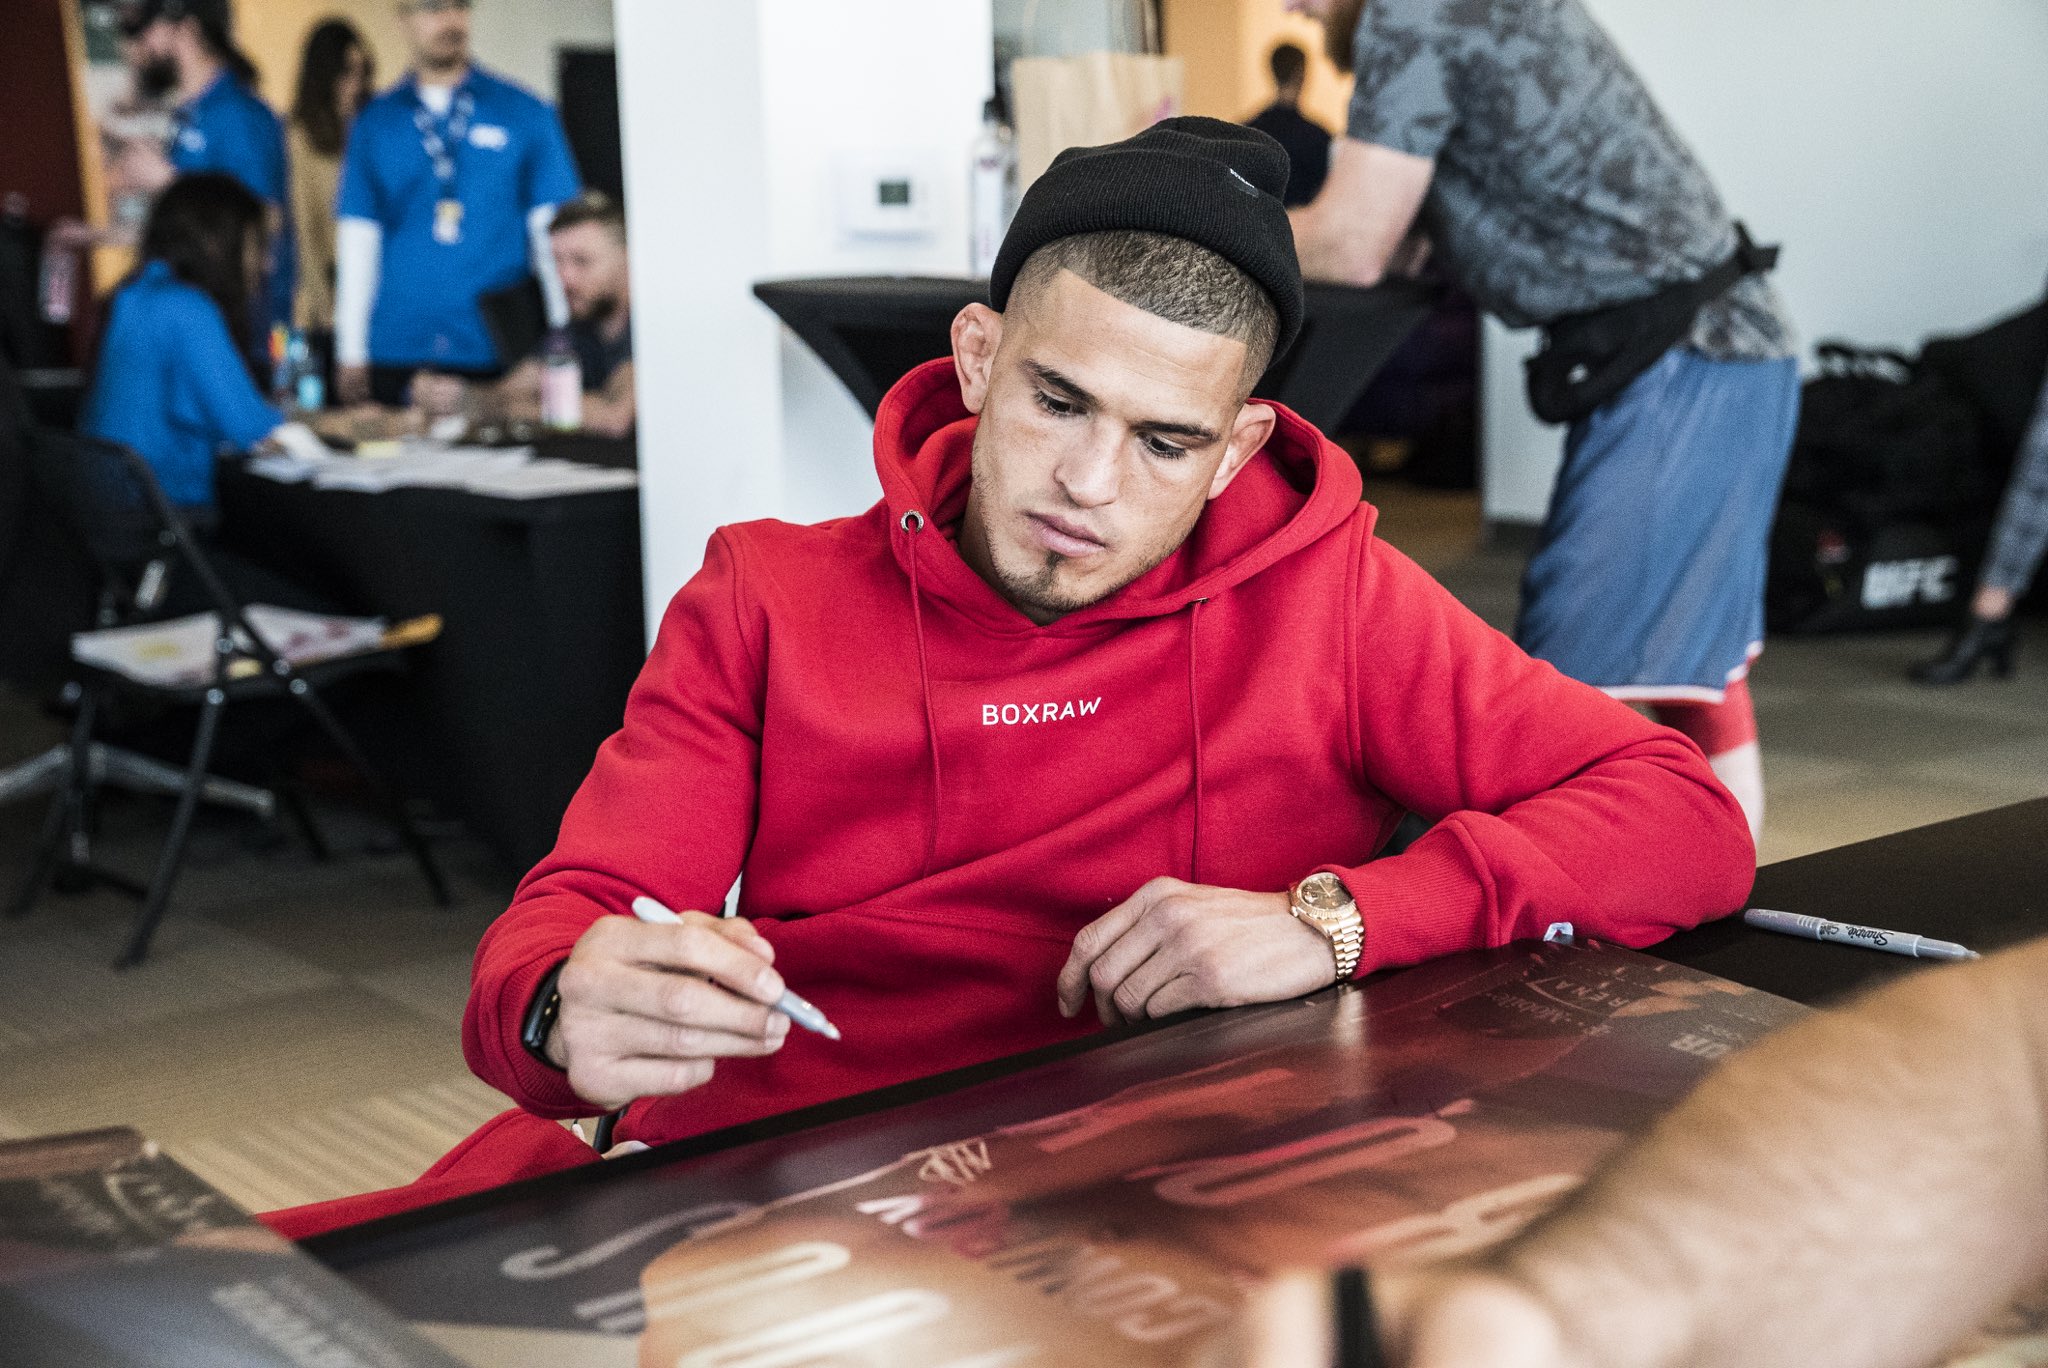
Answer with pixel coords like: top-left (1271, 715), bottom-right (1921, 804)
top-left (630, 896), bottom-right (843, 1040)
top-left (1743, 908), bottom-right (1979, 963)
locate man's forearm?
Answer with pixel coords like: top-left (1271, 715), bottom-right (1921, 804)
top-left (1290, 203), bottom-right (1387, 288)
top-left (1495, 941), bottom-right (2048, 1368)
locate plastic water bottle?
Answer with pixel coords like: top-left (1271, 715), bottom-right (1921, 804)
top-left (290, 331), bottom-right (324, 412)
top-left (968, 97), bottom-right (1015, 278)
top-left (541, 327), bottom-right (583, 431)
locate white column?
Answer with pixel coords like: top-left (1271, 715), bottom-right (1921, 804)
top-left (615, 0), bottom-right (784, 639)
top-left (617, 0), bottom-right (993, 637)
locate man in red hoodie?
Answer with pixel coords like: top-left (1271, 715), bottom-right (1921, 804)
top-left (267, 118), bottom-right (1751, 1239)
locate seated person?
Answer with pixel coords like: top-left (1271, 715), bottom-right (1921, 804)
top-left (264, 119), bottom-right (1752, 1240)
top-left (84, 172), bottom-right (293, 520)
top-left (81, 171), bottom-right (327, 612)
top-left (411, 191), bottom-right (637, 438)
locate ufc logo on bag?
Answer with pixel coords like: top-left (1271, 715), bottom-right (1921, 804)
top-left (982, 698), bottom-right (1102, 726)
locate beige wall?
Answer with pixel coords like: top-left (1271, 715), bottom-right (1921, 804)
top-left (1164, 0), bottom-right (1351, 134)
top-left (233, 0), bottom-right (616, 114)
top-left (235, 1), bottom-right (412, 115)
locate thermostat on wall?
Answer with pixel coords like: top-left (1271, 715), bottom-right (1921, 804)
top-left (835, 149), bottom-right (941, 240)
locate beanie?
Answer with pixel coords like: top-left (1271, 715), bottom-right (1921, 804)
top-left (989, 116), bottom-right (1305, 358)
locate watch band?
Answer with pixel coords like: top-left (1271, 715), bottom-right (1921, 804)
top-left (1291, 874), bottom-right (1364, 980)
top-left (519, 960), bottom-right (568, 1069)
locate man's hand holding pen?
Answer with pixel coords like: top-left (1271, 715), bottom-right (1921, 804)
top-left (547, 909), bottom-right (791, 1112)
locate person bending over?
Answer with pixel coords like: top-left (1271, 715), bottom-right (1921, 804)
top-left (1233, 936), bottom-right (2048, 1368)
top-left (1287, 0), bottom-right (1801, 843)
top-left (264, 119), bottom-right (1751, 1240)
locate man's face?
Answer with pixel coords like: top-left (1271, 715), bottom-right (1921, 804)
top-left (1283, 0), bottom-right (1332, 16)
top-left (952, 268), bottom-right (1274, 624)
top-left (400, 0), bottom-right (471, 70)
top-left (551, 221), bottom-right (628, 324)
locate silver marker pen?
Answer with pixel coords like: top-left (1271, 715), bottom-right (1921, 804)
top-left (631, 896), bottom-right (843, 1039)
top-left (1743, 908), bottom-right (1979, 962)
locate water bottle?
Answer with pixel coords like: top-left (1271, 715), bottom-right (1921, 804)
top-left (270, 325), bottom-right (294, 401)
top-left (291, 331), bottom-right (325, 412)
top-left (38, 245), bottom-right (76, 326)
top-left (541, 327), bottom-right (583, 431)
top-left (968, 97), bottom-right (1016, 278)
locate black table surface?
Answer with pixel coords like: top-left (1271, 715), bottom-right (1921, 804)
top-left (218, 464), bottom-right (645, 872)
top-left (307, 799), bottom-right (2048, 1264)
top-left (1656, 796), bottom-right (2047, 1005)
top-left (751, 274), bottom-right (1440, 433)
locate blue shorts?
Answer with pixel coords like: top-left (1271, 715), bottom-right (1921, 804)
top-left (1515, 347), bottom-right (1800, 703)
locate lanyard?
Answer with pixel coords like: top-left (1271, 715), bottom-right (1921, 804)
top-left (412, 87), bottom-right (476, 197)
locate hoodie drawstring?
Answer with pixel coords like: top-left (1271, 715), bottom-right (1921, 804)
top-left (1186, 597), bottom-right (1207, 884)
top-left (901, 510), bottom-right (943, 878)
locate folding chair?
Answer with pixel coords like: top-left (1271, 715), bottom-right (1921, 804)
top-left (7, 434), bottom-right (450, 967)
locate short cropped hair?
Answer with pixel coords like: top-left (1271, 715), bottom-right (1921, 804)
top-left (549, 191), bottom-right (626, 241)
top-left (1010, 230), bottom-right (1280, 384)
top-left (1269, 43), bottom-right (1308, 89)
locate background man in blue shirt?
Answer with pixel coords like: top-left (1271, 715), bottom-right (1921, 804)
top-left (333, 0), bottom-right (583, 407)
top-left (123, 0), bottom-right (295, 329)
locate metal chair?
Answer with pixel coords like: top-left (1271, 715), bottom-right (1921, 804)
top-left (7, 433), bottom-right (450, 966)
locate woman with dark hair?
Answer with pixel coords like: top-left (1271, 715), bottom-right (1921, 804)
top-left (289, 20), bottom-right (375, 334)
top-left (82, 173), bottom-right (301, 518)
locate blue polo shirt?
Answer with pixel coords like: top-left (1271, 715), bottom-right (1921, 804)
top-left (83, 260), bottom-right (283, 511)
top-left (337, 66), bottom-right (581, 369)
top-left (172, 70), bottom-right (295, 329)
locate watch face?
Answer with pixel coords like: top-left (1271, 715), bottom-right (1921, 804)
top-left (1298, 872), bottom-right (1349, 912)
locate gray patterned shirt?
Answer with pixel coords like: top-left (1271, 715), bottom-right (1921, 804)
top-left (1346, 0), bottom-right (1794, 360)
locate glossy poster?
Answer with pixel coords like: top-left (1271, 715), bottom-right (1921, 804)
top-left (325, 942), bottom-right (1807, 1366)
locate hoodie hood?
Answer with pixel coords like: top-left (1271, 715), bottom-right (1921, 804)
top-left (873, 358), bottom-right (1370, 628)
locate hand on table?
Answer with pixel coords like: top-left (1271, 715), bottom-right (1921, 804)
top-left (410, 370), bottom-right (469, 418)
top-left (336, 364), bottom-right (371, 406)
top-left (1056, 877), bottom-right (1337, 1027)
top-left (548, 909), bottom-right (790, 1112)
top-left (1221, 1267), bottom-right (1568, 1368)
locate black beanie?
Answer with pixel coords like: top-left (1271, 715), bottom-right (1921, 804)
top-left (989, 116), bottom-right (1305, 359)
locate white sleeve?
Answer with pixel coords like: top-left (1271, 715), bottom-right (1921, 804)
top-left (529, 202), bottom-right (569, 328)
top-left (335, 216), bottom-right (383, 366)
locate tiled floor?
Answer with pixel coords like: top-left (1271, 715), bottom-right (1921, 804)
top-left (1, 481), bottom-right (2043, 1214)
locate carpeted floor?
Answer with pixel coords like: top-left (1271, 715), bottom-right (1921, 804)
top-left (1, 481), bottom-right (2044, 1216)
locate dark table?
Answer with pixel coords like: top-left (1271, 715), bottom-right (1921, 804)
top-left (305, 799), bottom-right (2048, 1295)
top-left (217, 463), bottom-right (645, 873)
top-left (751, 275), bottom-right (1441, 432)
top-left (1656, 796), bottom-right (2047, 1005)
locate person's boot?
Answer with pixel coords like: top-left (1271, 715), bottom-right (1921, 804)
top-left (1910, 617), bottom-right (2017, 685)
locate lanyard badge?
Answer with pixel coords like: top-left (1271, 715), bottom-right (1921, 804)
top-left (433, 199), bottom-right (465, 245)
top-left (414, 87), bottom-right (476, 246)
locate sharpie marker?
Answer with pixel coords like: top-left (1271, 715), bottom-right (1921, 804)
top-left (630, 896), bottom-right (842, 1039)
top-left (1743, 908), bottom-right (1979, 962)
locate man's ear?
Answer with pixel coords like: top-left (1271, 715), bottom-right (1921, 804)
top-left (951, 303), bottom-right (1004, 415)
top-left (1208, 402), bottom-right (1278, 501)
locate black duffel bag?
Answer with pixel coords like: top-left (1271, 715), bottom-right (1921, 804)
top-left (1767, 343), bottom-right (1995, 633)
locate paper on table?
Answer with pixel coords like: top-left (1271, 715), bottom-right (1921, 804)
top-left (245, 437), bottom-right (635, 498)
top-left (71, 604), bottom-right (389, 689)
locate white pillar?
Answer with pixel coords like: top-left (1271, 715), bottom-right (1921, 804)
top-left (616, 1), bottom-right (783, 640)
top-left (617, 0), bottom-right (993, 639)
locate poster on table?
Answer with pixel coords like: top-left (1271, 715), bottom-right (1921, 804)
top-left (317, 941), bottom-right (1830, 1366)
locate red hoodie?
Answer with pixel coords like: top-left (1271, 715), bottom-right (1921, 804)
top-left (459, 357), bottom-right (1754, 1151)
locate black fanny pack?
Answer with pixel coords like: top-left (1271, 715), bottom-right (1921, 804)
top-left (1524, 222), bottom-right (1780, 425)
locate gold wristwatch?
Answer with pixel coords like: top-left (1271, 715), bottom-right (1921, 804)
top-left (1290, 871), bottom-right (1364, 980)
